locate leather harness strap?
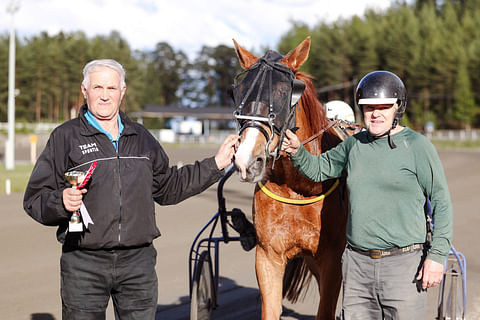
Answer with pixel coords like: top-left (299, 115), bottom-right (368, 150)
top-left (301, 121), bottom-right (337, 146)
top-left (302, 120), bottom-right (363, 146)
top-left (258, 179), bottom-right (340, 205)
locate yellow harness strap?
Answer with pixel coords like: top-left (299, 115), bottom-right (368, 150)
top-left (258, 179), bottom-right (340, 205)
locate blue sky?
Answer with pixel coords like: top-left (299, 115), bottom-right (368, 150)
top-left (1, 0), bottom-right (391, 58)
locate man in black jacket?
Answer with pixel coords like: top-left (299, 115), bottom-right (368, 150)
top-left (23, 58), bottom-right (239, 319)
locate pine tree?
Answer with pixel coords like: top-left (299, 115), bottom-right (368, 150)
top-left (453, 52), bottom-right (476, 128)
top-left (346, 13), bottom-right (379, 81)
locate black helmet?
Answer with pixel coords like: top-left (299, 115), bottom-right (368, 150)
top-left (355, 70), bottom-right (407, 127)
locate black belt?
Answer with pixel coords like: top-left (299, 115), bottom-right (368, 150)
top-left (347, 243), bottom-right (423, 259)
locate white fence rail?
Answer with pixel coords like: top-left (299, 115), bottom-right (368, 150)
top-left (149, 129), bottom-right (233, 144)
top-left (0, 122), bottom-right (59, 132)
top-left (427, 129), bottom-right (480, 141)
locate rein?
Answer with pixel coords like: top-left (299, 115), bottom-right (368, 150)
top-left (258, 179), bottom-right (340, 205)
top-left (301, 121), bottom-right (337, 146)
top-left (301, 119), bottom-right (362, 145)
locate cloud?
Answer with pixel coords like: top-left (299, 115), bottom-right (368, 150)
top-left (0, 0), bottom-right (391, 58)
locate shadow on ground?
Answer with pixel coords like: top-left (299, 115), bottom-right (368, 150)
top-left (155, 277), bottom-right (316, 320)
top-left (31, 314), bottom-right (55, 320)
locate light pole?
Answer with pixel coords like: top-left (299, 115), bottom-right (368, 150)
top-left (5, 0), bottom-right (20, 170)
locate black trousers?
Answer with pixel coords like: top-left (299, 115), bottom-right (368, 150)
top-left (60, 244), bottom-right (158, 320)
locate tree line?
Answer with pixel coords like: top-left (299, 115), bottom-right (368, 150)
top-left (0, 0), bottom-right (479, 130)
top-left (0, 30), bottom-right (241, 127)
top-left (279, 0), bottom-right (480, 129)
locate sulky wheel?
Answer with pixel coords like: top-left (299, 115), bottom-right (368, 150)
top-left (190, 250), bottom-right (215, 320)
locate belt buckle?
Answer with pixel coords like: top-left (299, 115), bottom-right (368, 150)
top-left (369, 249), bottom-right (382, 259)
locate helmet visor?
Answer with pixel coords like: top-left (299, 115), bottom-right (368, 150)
top-left (358, 98), bottom-right (398, 105)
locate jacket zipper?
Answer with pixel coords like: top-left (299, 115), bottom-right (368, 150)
top-left (114, 138), bottom-right (122, 244)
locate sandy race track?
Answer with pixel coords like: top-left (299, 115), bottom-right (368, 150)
top-left (0, 144), bottom-right (478, 319)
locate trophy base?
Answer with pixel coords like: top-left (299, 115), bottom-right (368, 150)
top-left (69, 221), bottom-right (84, 232)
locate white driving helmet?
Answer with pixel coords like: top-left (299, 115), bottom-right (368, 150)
top-left (325, 100), bottom-right (355, 123)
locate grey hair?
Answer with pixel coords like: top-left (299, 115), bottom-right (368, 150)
top-left (82, 59), bottom-right (126, 87)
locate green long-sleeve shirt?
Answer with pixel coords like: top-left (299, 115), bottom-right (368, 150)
top-left (291, 127), bottom-right (453, 264)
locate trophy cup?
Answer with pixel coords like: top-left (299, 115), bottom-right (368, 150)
top-left (64, 161), bottom-right (98, 232)
top-left (65, 171), bottom-right (86, 232)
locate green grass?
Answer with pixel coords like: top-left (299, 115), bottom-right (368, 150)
top-left (0, 164), bottom-right (34, 194)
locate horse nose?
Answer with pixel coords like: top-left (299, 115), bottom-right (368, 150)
top-left (234, 153), bottom-right (248, 180)
top-left (235, 161), bottom-right (248, 180)
top-left (234, 153), bottom-right (265, 182)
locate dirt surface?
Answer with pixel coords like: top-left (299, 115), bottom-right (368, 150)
top-left (1, 144), bottom-right (478, 319)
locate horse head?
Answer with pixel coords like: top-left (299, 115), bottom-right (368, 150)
top-left (232, 37), bottom-right (310, 183)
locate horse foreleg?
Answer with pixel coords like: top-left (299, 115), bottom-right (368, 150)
top-left (256, 246), bottom-right (286, 320)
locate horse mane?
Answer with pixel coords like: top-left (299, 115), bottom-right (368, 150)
top-left (294, 72), bottom-right (329, 155)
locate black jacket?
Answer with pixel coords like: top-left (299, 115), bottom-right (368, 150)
top-left (23, 105), bottom-right (224, 249)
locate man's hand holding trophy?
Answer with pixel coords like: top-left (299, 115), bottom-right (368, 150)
top-left (64, 161), bottom-right (97, 232)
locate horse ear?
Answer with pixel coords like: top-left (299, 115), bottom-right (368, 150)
top-left (280, 36), bottom-right (311, 72)
top-left (233, 38), bottom-right (258, 70)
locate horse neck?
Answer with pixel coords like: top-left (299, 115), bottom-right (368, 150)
top-left (266, 73), bottom-right (330, 189)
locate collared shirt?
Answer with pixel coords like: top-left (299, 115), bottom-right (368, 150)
top-left (85, 110), bottom-right (124, 152)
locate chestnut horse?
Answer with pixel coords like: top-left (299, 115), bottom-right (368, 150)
top-left (232, 37), bottom-right (348, 319)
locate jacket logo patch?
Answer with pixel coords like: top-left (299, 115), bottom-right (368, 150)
top-left (79, 142), bottom-right (99, 155)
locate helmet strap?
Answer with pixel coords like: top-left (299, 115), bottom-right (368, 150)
top-left (368, 125), bottom-right (398, 149)
top-left (392, 118), bottom-right (398, 129)
top-left (387, 132), bottom-right (397, 149)
top-left (386, 116), bottom-right (400, 148)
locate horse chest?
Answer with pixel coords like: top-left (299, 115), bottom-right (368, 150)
top-left (253, 191), bottom-right (322, 254)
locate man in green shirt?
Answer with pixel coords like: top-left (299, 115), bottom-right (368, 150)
top-left (282, 71), bottom-right (453, 319)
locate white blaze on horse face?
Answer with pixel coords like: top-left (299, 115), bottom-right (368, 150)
top-left (234, 128), bottom-right (266, 182)
top-left (235, 128), bottom-right (259, 180)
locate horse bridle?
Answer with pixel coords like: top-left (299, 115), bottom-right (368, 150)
top-left (232, 52), bottom-right (306, 165)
